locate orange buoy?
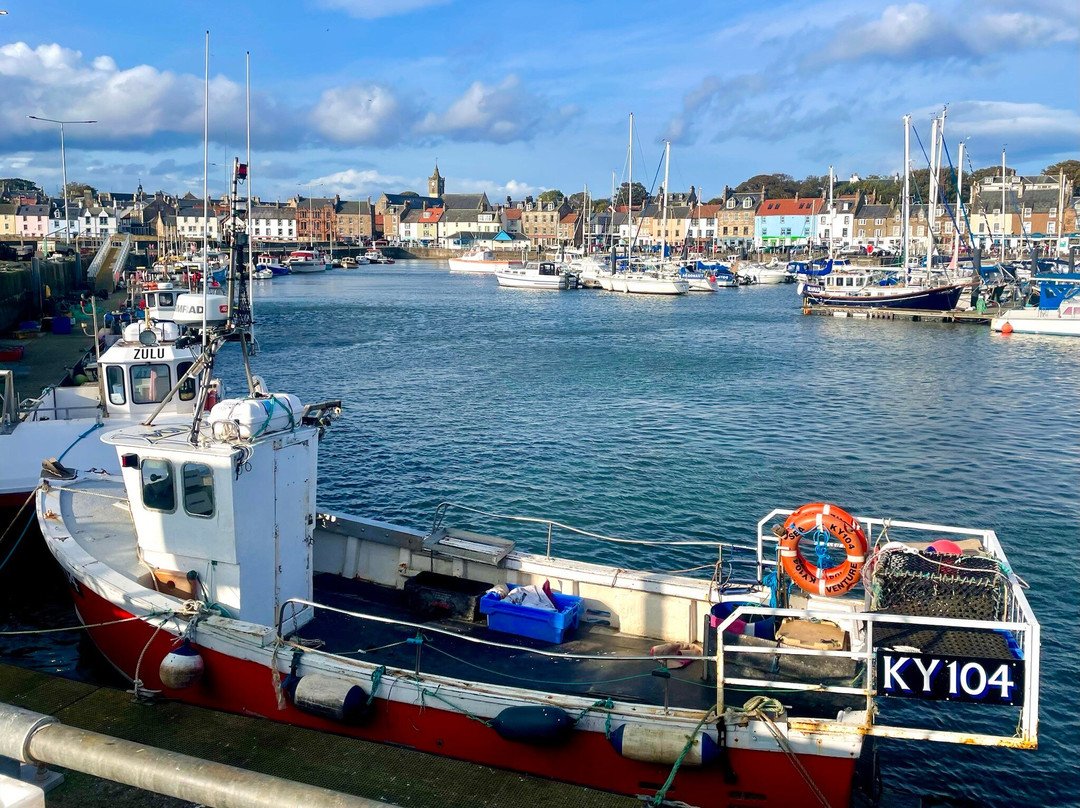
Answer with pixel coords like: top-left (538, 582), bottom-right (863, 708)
top-left (1001, 322), bottom-right (1013, 334)
top-left (779, 502), bottom-right (867, 597)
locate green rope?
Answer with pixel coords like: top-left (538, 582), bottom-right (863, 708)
top-left (367, 665), bottom-right (385, 707)
top-left (573, 698), bottom-right (615, 738)
top-left (650, 706), bottom-right (719, 807)
top-left (419, 685), bottom-right (492, 727)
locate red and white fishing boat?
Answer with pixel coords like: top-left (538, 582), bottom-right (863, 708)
top-left (32, 187), bottom-right (1040, 806)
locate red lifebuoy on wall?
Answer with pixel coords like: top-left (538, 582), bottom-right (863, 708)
top-left (779, 502), bottom-right (867, 597)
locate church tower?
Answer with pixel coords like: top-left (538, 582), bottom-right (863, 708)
top-left (428, 164), bottom-right (445, 198)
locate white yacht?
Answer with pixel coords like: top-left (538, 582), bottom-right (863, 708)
top-left (287, 249), bottom-right (330, 274)
top-left (448, 248), bottom-right (523, 274)
top-left (991, 274), bottom-right (1080, 336)
top-left (496, 260), bottom-right (572, 290)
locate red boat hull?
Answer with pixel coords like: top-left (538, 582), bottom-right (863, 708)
top-left (71, 580), bottom-right (856, 808)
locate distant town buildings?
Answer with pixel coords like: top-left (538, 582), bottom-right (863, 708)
top-left (1, 162), bottom-right (1076, 256)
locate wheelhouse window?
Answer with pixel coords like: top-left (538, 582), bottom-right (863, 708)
top-left (182, 462), bottom-right (215, 517)
top-left (141, 459), bottom-right (175, 512)
top-left (176, 361), bottom-right (196, 402)
top-left (130, 364), bottom-right (171, 405)
top-left (105, 366), bottom-right (126, 405)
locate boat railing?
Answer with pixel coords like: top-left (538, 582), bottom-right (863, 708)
top-left (428, 500), bottom-right (755, 571)
top-left (741, 509), bottom-right (1038, 749)
top-left (713, 601), bottom-right (1038, 749)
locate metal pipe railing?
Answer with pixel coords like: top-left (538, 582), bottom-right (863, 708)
top-left (0, 702), bottom-right (395, 808)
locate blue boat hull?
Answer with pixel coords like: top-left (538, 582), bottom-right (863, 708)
top-left (801, 283), bottom-right (967, 312)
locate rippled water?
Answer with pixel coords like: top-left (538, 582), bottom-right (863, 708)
top-left (5, 261), bottom-right (1079, 806)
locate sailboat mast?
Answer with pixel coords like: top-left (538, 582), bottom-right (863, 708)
top-left (953, 140), bottom-right (965, 271)
top-left (201, 30), bottom-right (209, 347)
top-left (246, 51), bottom-right (254, 343)
top-left (1001, 148), bottom-right (1007, 255)
top-left (662, 140), bottom-right (669, 260)
top-left (628, 113), bottom-right (634, 253)
top-left (926, 116), bottom-right (939, 270)
top-left (828, 165), bottom-right (834, 259)
top-left (902, 114), bottom-right (911, 281)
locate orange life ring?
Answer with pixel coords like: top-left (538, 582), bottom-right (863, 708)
top-left (779, 502), bottom-right (867, 597)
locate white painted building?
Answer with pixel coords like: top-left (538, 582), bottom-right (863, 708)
top-left (816, 195), bottom-right (858, 249)
top-left (176, 201), bottom-right (221, 243)
top-left (77, 203), bottom-right (117, 239)
top-left (250, 205), bottom-right (296, 242)
top-left (47, 202), bottom-right (81, 240)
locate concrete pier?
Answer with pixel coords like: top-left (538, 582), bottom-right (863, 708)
top-left (0, 664), bottom-right (637, 808)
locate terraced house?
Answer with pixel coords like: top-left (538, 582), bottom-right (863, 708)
top-left (754, 197), bottom-right (822, 248)
top-left (717, 188), bottom-right (764, 249)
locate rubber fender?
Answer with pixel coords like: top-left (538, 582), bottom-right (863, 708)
top-left (490, 706), bottom-right (575, 745)
top-left (608, 723), bottom-right (720, 766)
top-left (292, 674), bottom-right (371, 724)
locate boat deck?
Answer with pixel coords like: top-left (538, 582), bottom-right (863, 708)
top-left (299, 574), bottom-right (863, 719)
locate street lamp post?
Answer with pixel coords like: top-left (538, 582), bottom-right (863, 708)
top-left (27, 115), bottom-right (96, 250)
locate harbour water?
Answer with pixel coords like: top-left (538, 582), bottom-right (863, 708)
top-left (3, 260), bottom-right (1078, 806)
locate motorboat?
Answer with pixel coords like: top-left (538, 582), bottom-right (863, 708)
top-left (496, 260), bottom-right (573, 290)
top-left (448, 249), bottom-right (522, 274)
top-left (253, 267), bottom-right (274, 280)
top-left (365, 249), bottom-right (394, 265)
top-left (287, 249), bottom-right (330, 274)
top-left (256, 254), bottom-right (289, 276)
top-left (991, 273), bottom-right (1080, 336)
top-left (0, 318), bottom-right (204, 509)
top-left (739, 261), bottom-right (793, 285)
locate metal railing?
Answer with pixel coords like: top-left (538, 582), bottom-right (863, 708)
top-left (86, 237), bottom-right (113, 282)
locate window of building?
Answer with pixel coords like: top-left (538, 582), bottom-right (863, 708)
top-left (874, 218), bottom-right (883, 225)
top-left (858, 229), bottom-right (865, 237)
top-left (182, 462), bottom-right (215, 518)
top-left (106, 365), bottom-right (126, 405)
top-left (141, 459), bottom-right (175, 512)
top-left (130, 364), bottom-right (171, 405)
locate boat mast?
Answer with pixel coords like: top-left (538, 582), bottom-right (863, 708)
top-left (902, 115), bottom-right (911, 281)
top-left (952, 139), bottom-right (965, 277)
top-left (661, 140), bottom-right (670, 262)
top-left (827, 165), bottom-right (834, 260)
top-left (610, 171), bottom-right (615, 254)
top-left (926, 116), bottom-right (939, 272)
top-left (1001, 147), bottom-right (1007, 256)
top-left (628, 113), bottom-right (633, 256)
top-left (201, 30), bottom-right (209, 348)
top-left (246, 51), bottom-right (254, 343)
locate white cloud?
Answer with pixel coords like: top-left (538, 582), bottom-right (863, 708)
top-left (939, 101), bottom-right (1080, 159)
top-left (311, 84), bottom-right (415, 146)
top-left (315, 0), bottom-right (452, 20)
top-left (419, 75), bottom-right (574, 144)
top-left (451, 178), bottom-right (543, 198)
top-left (0, 41), bottom-right (271, 145)
top-left (307, 167), bottom-right (416, 196)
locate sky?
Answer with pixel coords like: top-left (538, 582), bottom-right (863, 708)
top-left (0, 0), bottom-right (1077, 203)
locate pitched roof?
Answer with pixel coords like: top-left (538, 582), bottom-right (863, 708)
top-left (381, 193), bottom-right (442, 208)
top-left (17, 204), bottom-right (49, 216)
top-left (502, 208), bottom-right (523, 220)
top-left (757, 198), bottom-right (823, 216)
top-left (441, 208), bottom-right (482, 223)
top-left (855, 204), bottom-right (892, 219)
top-left (0, 203), bottom-right (17, 215)
top-left (441, 193), bottom-right (487, 210)
top-left (560, 212), bottom-right (579, 224)
top-left (419, 207), bottom-right (444, 223)
top-left (691, 204), bottom-right (723, 217)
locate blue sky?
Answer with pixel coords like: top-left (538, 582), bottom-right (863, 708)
top-left (1, 0), bottom-right (1076, 202)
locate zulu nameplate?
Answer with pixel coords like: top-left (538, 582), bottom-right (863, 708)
top-left (876, 651), bottom-right (1024, 706)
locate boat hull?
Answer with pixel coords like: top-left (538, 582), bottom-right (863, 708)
top-left (62, 575), bottom-right (858, 808)
top-left (991, 311), bottom-right (1080, 336)
top-left (801, 283), bottom-right (966, 312)
top-left (289, 262), bottom-right (329, 274)
top-left (448, 258), bottom-right (521, 274)
top-left (624, 276), bottom-right (689, 295)
top-left (495, 274), bottom-right (566, 289)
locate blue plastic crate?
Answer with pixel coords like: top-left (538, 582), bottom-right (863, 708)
top-left (479, 586), bottom-right (583, 644)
